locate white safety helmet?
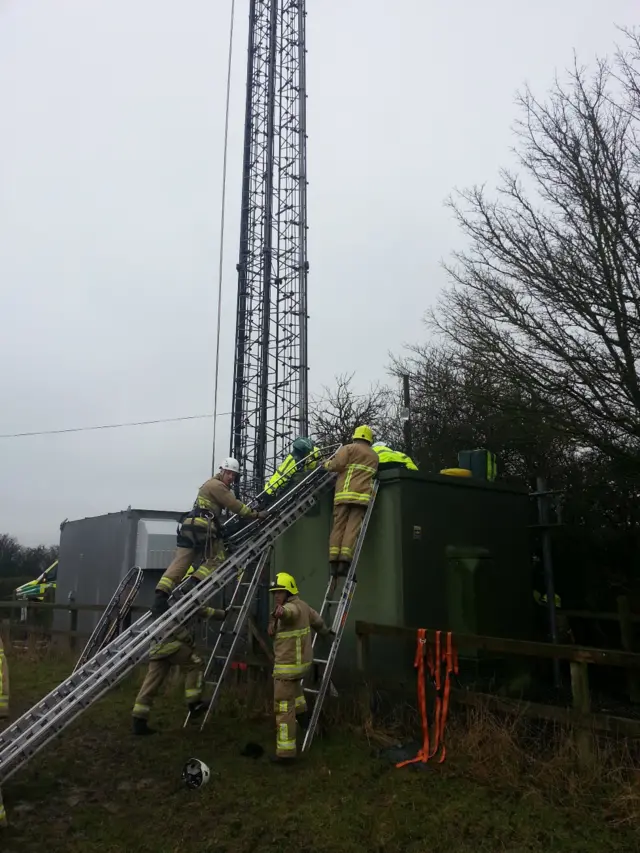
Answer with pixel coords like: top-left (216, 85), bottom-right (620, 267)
top-left (372, 442), bottom-right (386, 449)
top-left (219, 457), bottom-right (240, 474)
top-left (182, 757), bottom-right (211, 789)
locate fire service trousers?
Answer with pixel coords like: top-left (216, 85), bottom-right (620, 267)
top-left (274, 677), bottom-right (307, 758)
top-left (158, 535), bottom-right (226, 595)
top-left (132, 643), bottom-right (204, 720)
top-left (328, 504), bottom-right (367, 564)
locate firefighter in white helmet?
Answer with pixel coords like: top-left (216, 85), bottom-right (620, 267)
top-left (152, 457), bottom-right (267, 615)
top-left (268, 572), bottom-right (332, 763)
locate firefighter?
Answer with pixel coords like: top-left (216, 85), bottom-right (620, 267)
top-left (372, 441), bottom-right (418, 471)
top-left (324, 425), bottom-right (378, 583)
top-left (268, 572), bottom-right (331, 762)
top-left (131, 592), bottom-right (227, 735)
top-left (264, 437), bottom-right (320, 497)
top-left (153, 457), bottom-right (266, 616)
top-left (0, 635), bottom-right (8, 827)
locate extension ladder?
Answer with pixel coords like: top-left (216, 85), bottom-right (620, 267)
top-left (184, 546), bottom-right (272, 730)
top-left (73, 565), bottom-right (143, 673)
top-left (0, 464), bottom-right (336, 784)
top-left (301, 479), bottom-right (379, 752)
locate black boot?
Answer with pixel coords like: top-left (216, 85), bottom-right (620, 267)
top-left (187, 701), bottom-right (209, 719)
top-left (132, 716), bottom-right (156, 736)
top-left (297, 710), bottom-right (311, 731)
top-left (152, 591), bottom-right (169, 617)
top-left (337, 561), bottom-right (350, 578)
top-left (268, 754), bottom-right (297, 765)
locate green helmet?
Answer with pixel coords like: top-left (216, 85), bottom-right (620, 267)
top-left (292, 437), bottom-right (314, 459)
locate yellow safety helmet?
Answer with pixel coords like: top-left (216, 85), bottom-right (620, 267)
top-left (352, 424), bottom-right (373, 444)
top-left (269, 572), bottom-right (299, 595)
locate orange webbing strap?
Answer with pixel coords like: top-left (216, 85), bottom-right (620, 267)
top-left (396, 629), bottom-right (458, 769)
top-left (396, 629), bottom-right (429, 768)
top-left (428, 630), bottom-right (442, 759)
top-left (434, 631), bottom-right (459, 764)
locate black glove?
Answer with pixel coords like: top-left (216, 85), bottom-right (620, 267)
top-left (152, 591), bottom-right (169, 617)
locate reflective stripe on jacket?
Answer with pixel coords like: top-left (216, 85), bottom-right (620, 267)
top-left (265, 447), bottom-right (320, 495)
top-left (373, 445), bottom-right (418, 471)
top-left (193, 473), bottom-right (254, 519)
top-left (272, 596), bottom-right (330, 679)
top-left (325, 442), bottom-right (378, 506)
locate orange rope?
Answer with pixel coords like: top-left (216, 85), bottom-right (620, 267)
top-left (396, 629), bottom-right (428, 767)
top-left (396, 628), bottom-right (458, 769)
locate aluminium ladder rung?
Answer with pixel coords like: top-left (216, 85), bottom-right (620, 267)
top-left (189, 546), bottom-right (272, 730)
top-left (73, 566), bottom-right (144, 673)
top-left (0, 463), bottom-right (338, 785)
top-left (301, 480), bottom-right (379, 753)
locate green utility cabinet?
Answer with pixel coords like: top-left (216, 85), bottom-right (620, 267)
top-left (272, 469), bottom-right (532, 678)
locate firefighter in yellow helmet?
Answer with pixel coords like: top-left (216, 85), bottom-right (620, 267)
top-left (268, 572), bottom-right (332, 762)
top-left (0, 636), bottom-right (8, 827)
top-left (324, 426), bottom-right (378, 584)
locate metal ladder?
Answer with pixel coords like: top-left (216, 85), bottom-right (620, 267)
top-left (0, 464), bottom-right (336, 784)
top-left (301, 480), bottom-right (379, 753)
top-left (184, 546), bottom-right (271, 729)
top-left (73, 565), bottom-right (143, 673)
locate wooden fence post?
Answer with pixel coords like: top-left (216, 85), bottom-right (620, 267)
top-left (617, 595), bottom-right (640, 703)
top-left (356, 630), bottom-right (370, 674)
top-left (355, 629), bottom-right (372, 728)
top-left (570, 661), bottom-right (593, 765)
top-left (69, 607), bottom-right (78, 653)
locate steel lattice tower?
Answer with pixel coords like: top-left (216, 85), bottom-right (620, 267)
top-left (230, 0), bottom-right (309, 498)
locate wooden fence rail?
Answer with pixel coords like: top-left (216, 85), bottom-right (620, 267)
top-left (355, 620), bottom-right (640, 750)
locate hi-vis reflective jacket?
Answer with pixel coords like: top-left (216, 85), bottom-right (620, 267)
top-left (265, 447), bottom-right (321, 495)
top-left (272, 596), bottom-right (330, 679)
top-left (185, 473), bottom-right (255, 532)
top-left (324, 441), bottom-right (378, 506)
top-left (373, 444), bottom-right (418, 471)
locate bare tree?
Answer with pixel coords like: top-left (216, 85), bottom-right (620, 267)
top-left (390, 343), bottom-right (574, 479)
top-left (433, 36), bottom-right (640, 470)
top-left (309, 373), bottom-right (398, 447)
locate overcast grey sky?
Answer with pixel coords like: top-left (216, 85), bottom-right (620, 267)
top-left (0, 0), bottom-right (636, 546)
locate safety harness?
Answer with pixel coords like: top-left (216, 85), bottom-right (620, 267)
top-left (176, 507), bottom-right (226, 552)
top-left (396, 629), bottom-right (459, 768)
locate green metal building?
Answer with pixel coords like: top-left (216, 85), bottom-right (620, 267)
top-left (272, 468), bottom-right (532, 677)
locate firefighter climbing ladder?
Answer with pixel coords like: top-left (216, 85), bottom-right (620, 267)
top-left (73, 565), bottom-right (144, 673)
top-left (185, 547), bottom-right (271, 730)
top-left (0, 464), bottom-right (336, 785)
top-left (301, 479), bottom-right (380, 753)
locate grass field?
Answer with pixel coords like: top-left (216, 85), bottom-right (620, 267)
top-left (2, 650), bottom-right (640, 853)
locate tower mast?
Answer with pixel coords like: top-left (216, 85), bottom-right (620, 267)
top-left (230, 0), bottom-right (309, 498)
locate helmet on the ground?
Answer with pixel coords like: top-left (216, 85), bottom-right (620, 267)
top-left (269, 572), bottom-right (299, 595)
top-left (182, 757), bottom-right (211, 789)
top-left (352, 425), bottom-right (373, 443)
top-left (220, 457), bottom-right (240, 474)
top-left (292, 436), bottom-right (314, 458)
